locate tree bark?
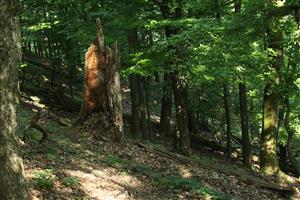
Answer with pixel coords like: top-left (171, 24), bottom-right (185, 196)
top-left (284, 97), bottom-right (293, 162)
top-left (234, 0), bottom-right (251, 167)
top-left (129, 74), bottom-right (141, 137)
top-left (239, 83), bottom-right (251, 166)
top-left (144, 77), bottom-right (152, 138)
top-left (171, 72), bottom-right (191, 155)
top-left (261, 86), bottom-right (280, 175)
top-left (160, 73), bottom-right (172, 136)
top-left (80, 19), bottom-right (124, 142)
top-left (260, 7), bottom-right (283, 175)
top-left (0, 1), bottom-right (31, 199)
top-left (223, 84), bottom-right (232, 158)
top-left (157, 0), bottom-right (191, 155)
top-left (138, 76), bottom-right (150, 140)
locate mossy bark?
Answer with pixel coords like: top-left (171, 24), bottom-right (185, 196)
top-left (0, 0), bottom-right (31, 199)
top-left (260, 5), bottom-right (283, 175)
top-left (260, 89), bottom-right (279, 175)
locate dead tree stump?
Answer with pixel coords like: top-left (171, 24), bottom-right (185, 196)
top-left (80, 19), bottom-right (124, 142)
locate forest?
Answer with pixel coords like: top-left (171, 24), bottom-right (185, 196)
top-left (1, 0), bottom-right (300, 199)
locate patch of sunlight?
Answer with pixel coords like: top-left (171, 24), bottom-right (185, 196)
top-left (263, 165), bottom-right (278, 176)
top-left (122, 88), bottom-right (130, 93)
top-left (177, 165), bottom-right (192, 178)
top-left (30, 96), bottom-right (40, 103)
top-left (64, 169), bottom-right (140, 200)
top-left (41, 75), bottom-right (49, 82)
top-left (10, 152), bottom-right (24, 174)
top-left (273, 0), bottom-right (285, 7)
top-left (278, 171), bottom-right (298, 184)
top-left (22, 96), bottom-right (46, 108)
top-left (84, 149), bottom-right (95, 156)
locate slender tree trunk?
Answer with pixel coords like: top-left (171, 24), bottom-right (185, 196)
top-left (144, 77), bottom-right (152, 138)
top-left (277, 104), bottom-right (286, 172)
top-left (279, 144), bottom-right (287, 172)
top-left (127, 29), bottom-right (142, 138)
top-left (159, 23), bottom-right (174, 137)
top-left (160, 73), bottom-right (172, 136)
top-left (0, 1), bottom-right (30, 199)
top-left (239, 83), bottom-right (251, 166)
top-left (234, 0), bottom-right (250, 164)
top-left (223, 84), bottom-right (232, 158)
top-left (129, 74), bottom-right (141, 137)
top-left (138, 76), bottom-right (150, 140)
top-left (284, 97), bottom-right (293, 162)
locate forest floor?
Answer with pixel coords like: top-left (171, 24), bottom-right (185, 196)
top-left (18, 96), bottom-right (298, 200)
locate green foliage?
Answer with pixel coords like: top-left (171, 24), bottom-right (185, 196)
top-left (63, 176), bottom-right (80, 187)
top-left (105, 154), bottom-right (128, 166)
top-left (45, 121), bottom-right (61, 133)
top-left (153, 175), bottom-right (229, 200)
top-left (131, 163), bottom-right (153, 175)
top-left (20, 0), bottom-right (300, 177)
top-left (32, 169), bottom-right (56, 189)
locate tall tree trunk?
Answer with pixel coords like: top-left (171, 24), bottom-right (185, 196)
top-left (277, 103), bottom-right (286, 172)
top-left (223, 84), bottom-right (232, 158)
top-left (172, 72), bottom-right (191, 155)
top-left (261, 87), bottom-right (280, 175)
top-left (144, 77), bottom-right (152, 138)
top-left (234, 0), bottom-right (251, 166)
top-left (80, 19), bottom-right (124, 142)
top-left (157, 0), bottom-right (191, 155)
top-left (260, 6), bottom-right (283, 175)
top-left (284, 97), bottom-right (293, 162)
top-left (129, 74), bottom-right (141, 137)
top-left (239, 83), bottom-right (251, 166)
top-left (160, 73), bottom-right (172, 136)
top-left (0, 1), bottom-right (30, 199)
top-left (138, 76), bottom-right (150, 140)
top-left (127, 29), bottom-right (143, 138)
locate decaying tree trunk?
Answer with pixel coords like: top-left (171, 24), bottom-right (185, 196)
top-left (0, 0), bottom-right (30, 199)
top-left (80, 19), bottom-right (124, 142)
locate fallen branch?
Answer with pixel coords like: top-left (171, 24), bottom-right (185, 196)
top-left (134, 142), bottom-right (294, 194)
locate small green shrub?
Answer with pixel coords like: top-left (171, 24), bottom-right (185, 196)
top-left (32, 169), bottom-right (56, 189)
top-left (155, 175), bottom-right (198, 189)
top-left (132, 163), bottom-right (153, 175)
top-left (63, 176), bottom-right (79, 187)
top-left (105, 154), bottom-right (128, 166)
top-left (46, 153), bottom-right (57, 161)
top-left (45, 121), bottom-right (61, 132)
top-left (153, 175), bottom-right (229, 200)
top-left (196, 187), bottom-right (230, 200)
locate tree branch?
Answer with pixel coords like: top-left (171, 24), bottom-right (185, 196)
top-left (268, 3), bottom-right (300, 18)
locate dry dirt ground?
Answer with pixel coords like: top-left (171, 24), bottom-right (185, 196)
top-left (20, 123), bottom-right (297, 200)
